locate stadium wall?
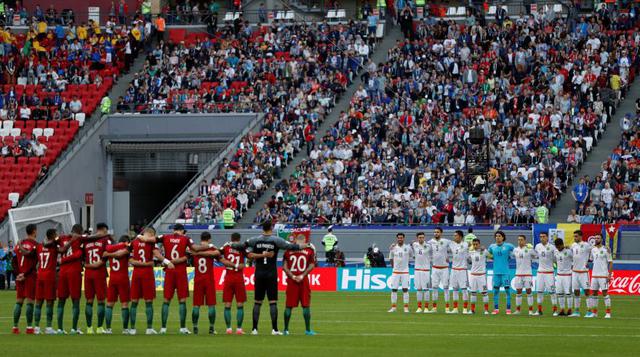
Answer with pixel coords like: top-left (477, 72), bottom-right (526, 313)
top-left (6, 114), bottom-right (256, 242)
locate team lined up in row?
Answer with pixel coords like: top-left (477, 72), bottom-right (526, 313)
top-left (10, 223), bottom-right (317, 335)
top-left (388, 228), bottom-right (613, 318)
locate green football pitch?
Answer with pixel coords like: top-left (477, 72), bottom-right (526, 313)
top-left (1, 291), bottom-right (639, 356)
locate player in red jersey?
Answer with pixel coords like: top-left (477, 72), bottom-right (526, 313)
top-left (33, 229), bottom-right (62, 335)
top-left (82, 223), bottom-right (112, 334)
top-left (145, 223), bottom-right (203, 334)
top-left (283, 234), bottom-right (317, 336)
top-left (56, 224), bottom-right (84, 334)
top-left (11, 224), bottom-right (39, 335)
top-left (220, 232), bottom-right (248, 335)
top-left (129, 227), bottom-right (173, 335)
top-left (190, 232), bottom-right (221, 335)
top-left (103, 235), bottom-right (132, 334)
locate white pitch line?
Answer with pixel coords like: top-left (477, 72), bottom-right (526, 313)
top-left (317, 332), bottom-right (640, 338)
top-left (313, 319), bottom-right (636, 329)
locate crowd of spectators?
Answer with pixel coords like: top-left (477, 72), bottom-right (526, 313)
top-left (253, 7), bottom-right (640, 226)
top-left (176, 19), bottom-right (376, 224)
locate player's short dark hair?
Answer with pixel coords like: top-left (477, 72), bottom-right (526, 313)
top-left (455, 230), bottom-right (464, 237)
top-left (26, 224), bottom-right (37, 236)
top-left (96, 222), bottom-right (109, 231)
top-left (468, 228), bottom-right (474, 233)
top-left (119, 235), bottom-right (130, 243)
top-left (518, 235), bottom-right (527, 240)
top-left (574, 230), bottom-right (582, 236)
top-left (434, 227), bottom-right (443, 233)
top-left (46, 228), bottom-right (57, 240)
top-left (554, 238), bottom-right (564, 247)
top-left (201, 232), bottom-right (211, 241)
top-left (231, 232), bottom-right (241, 241)
top-left (416, 232), bottom-right (425, 237)
top-left (396, 232), bottom-right (405, 238)
top-left (472, 238), bottom-right (480, 244)
top-left (262, 220), bottom-right (272, 232)
top-left (72, 224), bottom-right (83, 234)
top-left (495, 230), bottom-right (506, 239)
top-left (540, 232), bottom-right (548, 236)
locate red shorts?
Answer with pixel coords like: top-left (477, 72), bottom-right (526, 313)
top-left (223, 272), bottom-right (247, 303)
top-left (84, 270), bottom-right (107, 300)
top-left (57, 269), bottom-right (82, 300)
top-left (107, 278), bottom-right (131, 303)
top-left (16, 275), bottom-right (37, 300)
top-left (285, 277), bottom-right (311, 308)
top-left (193, 278), bottom-right (216, 306)
top-left (36, 278), bottom-right (57, 301)
top-left (164, 268), bottom-right (189, 300)
top-left (131, 269), bottom-right (156, 301)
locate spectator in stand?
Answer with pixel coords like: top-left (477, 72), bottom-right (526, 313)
top-left (573, 178), bottom-right (590, 211)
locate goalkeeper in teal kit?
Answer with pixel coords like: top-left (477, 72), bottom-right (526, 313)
top-left (487, 231), bottom-right (515, 315)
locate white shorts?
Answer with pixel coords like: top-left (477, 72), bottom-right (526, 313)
top-left (536, 272), bottom-right (555, 293)
top-left (413, 270), bottom-right (431, 290)
top-left (572, 271), bottom-right (590, 291)
top-left (469, 274), bottom-right (487, 292)
top-left (431, 267), bottom-right (450, 289)
top-left (389, 272), bottom-right (410, 290)
top-left (450, 269), bottom-right (468, 290)
top-left (555, 274), bottom-right (572, 295)
top-left (513, 275), bottom-right (533, 290)
top-left (590, 277), bottom-right (609, 292)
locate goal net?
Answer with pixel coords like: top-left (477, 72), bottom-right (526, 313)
top-left (7, 201), bottom-right (76, 244)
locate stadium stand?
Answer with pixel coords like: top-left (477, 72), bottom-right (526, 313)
top-left (250, 12), bottom-right (640, 225)
top-left (172, 20), bottom-right (377, 224)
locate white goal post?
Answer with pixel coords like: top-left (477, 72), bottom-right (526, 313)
top-left (7, 201), bottom-right (76, 244)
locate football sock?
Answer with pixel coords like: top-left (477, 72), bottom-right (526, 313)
top-left (85, 302), bottom-right (93, 327)
top-left (432, 290), bottom-right (439, 307)
top-left (493, 288), bottom-right (500, 309)
top-left (391, 291), bottom-right (397, 306)
top-left (34, 303), bottom-right (42, 327)
top-left (237, 306), bottom-right (244, 328)
top-left (179, 302), bottom-right (187, 329)
top-left (97, 303), bottom-right (105, 327)
top-left (46, 303), bottom-right (54, 328)
top-left (25, 303), bottom-right (33, 326)
top-left (567, 295), bottom-right (573, 310)
top-left (505, 288), bottom-right (512, 309)
top-left (551, 293), bottom-right (558, 309)
top-left (105, 306), bottom-right (113, 329)
top-left (13, 302), bottom-right (22, 327)
top-left (452, 290), bottom-right (459, 307)
top-left (416, 291), bottom-right (423, 306)
top-left (72, 300), bottom-right (80, 330)
top-left (57, 300), bottom-right (65, 330)
top-left (482, 292), bottom-right (489, 308)
top-left (269, 303), bottom-right (278, 331)
top-left (470, 294), bottom-right (477, 310)
top-left (161, 302), bottom-right (170, 328)
top-left (224, 307), bottom-right (232, 328)
top-left (208, 306), bottom-right (215, 327)
top-left (284, 307), bottom-right (292, 331)
top-left (444, 290), bottom-right (450, 306)
top-left (129, 302), bottom-right (138, 329)
top-left (425, 289), bottom-right (431, 307)
top-left (302, 307), bottom-right (311, 332)
top-left (527, 294), bottom-right (533, 309)
top-left (145, 302), bottom-right (153, 328)
top-left (604, 295), bottom-right (611, 312)
top-left (515, 294), bottom-right (522, 308)
top-left (192, 307), bottom-right (200, 328)
top-left (402, 292), bottom-right (409, 305)
top-left (462, 290), bottom-right (469, 306)
top-left (252, 304), bottom-right (261, 331)
top-left (573, 296), bottom-right (580, 311)
top-left (558, 294), bottom-right (565, 310)
top-left (122, 307), bottom-right (130, 329)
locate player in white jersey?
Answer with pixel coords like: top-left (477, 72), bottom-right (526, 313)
top-left (534, 232), bottom-right (557, 315)
top-left (585, 234), bottom-right (612, 319)
top-left (388, 233), bottom-right (413, 313)
top-left (512, 235), bottom-right (538, 315)
top-left (570, 230), bottom-right (592, 317)
top-left (450, 230), bottom-right (470, 314)
top-left (428, 227), bottom-right (452, 313)
top-left (411, 232), bottom-right (433, 313)
top-left (553, 238), bottom-right (574, 316)
top-left (468, 238), bottom-right (490, 314)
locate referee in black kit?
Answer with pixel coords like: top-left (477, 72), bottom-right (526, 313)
top-left (235, 221), bottom-right (308, 335)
